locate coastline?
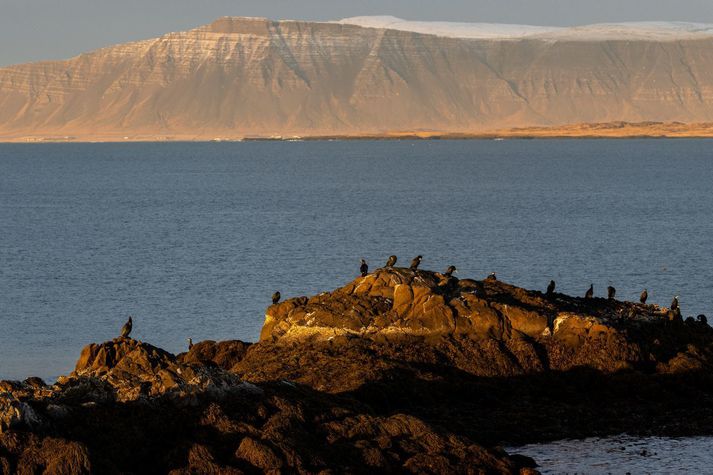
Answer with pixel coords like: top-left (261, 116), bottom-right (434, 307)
top-left (2, 121), bottom-right (713, 143)
top-left (3, 266), bottom-right (713, 472)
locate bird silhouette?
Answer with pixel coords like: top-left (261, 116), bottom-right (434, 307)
top-left (546, 280), bottom-right (556, 296)
top-left (120, 316), bottom-right (133, 338)
top-left (410, 255), bottom-right (423, 271)
top-left (584, 284), bottom-right (594, 299)
top-left (360, 259), bottom-right (368, 277)
top-left (272, 291), bottom-right (281, 305)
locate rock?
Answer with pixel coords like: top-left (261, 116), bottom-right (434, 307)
top-left (178, 340), bottom-right (251, 370)
top-left (258, 267), bottom-right (699, 374)
top-left (70, 338), bottom-right (243, 401)
top-left (4, 266), bottom-right (713, 472)
top-left (235, 437), bottom-right (283, 470)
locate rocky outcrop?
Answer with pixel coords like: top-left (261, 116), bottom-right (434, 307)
top-left (178, 340), bottom-right (252, 370)
top-left (232, 267), bottom-right (713, 445)
top-left (2, 266), bottom-right (713, 472)
top-left (259, 267), bottom-right (710, 375)
top-left (68, 338), bottom-right (246, 401)
top-left (0, 336), bottom-right (535, 473)
top-left (3, 16), bottom-right (713, 140)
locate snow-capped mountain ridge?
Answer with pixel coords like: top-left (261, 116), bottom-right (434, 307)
top-left (3, 16), bottom-right (713, 141)
top-left (337, 16), bottom-right (713, 40)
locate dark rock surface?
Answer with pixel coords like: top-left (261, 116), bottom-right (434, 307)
top-left (1, 337), bottom-right (535, 473)
top-left (3, 266), bottom-right (713, 473)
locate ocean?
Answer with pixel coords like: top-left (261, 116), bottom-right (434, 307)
top-left (1, 139), bottom-right (712, 382)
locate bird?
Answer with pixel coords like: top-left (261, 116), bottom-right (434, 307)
top-left (272, 291), bottom-right (281, 305)
top-left (607, 286), bottom-right (616, 300)
top-left (546, 280), bottom-right (556, 296)
top-left (444, 265), bottom-right (457, 277)
top-left (360, 259), bottom-right (368, 277)
top-left (698, 314), bottom-right (708, 325)
top-left (671, 296), bottom-right (679, 311)
top-left (386, 255), bottom-right (397, 268)
top-left (584, 284), bottom-right (594, 299)
top-left (187, 338), bottom-right (193, 350)
top-left (486, 272), bottom-right (498, 281)
top-left (410, 255), bottom-right (423, 271)
top-left (120, 316), bottom-right (133, 338)
top-left (640, 289), bottom-right (648, 304)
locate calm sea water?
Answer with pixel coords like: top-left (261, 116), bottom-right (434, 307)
top-left (511, 435), bottom-right (713, 473)
top-left (1, 140), bottom-right (713, 382)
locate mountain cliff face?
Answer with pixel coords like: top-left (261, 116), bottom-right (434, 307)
top-left (2, 16), bottom-right (713, 140)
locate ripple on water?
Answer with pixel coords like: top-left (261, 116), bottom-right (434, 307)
top-left (510, 435), bottom-right (713, 474)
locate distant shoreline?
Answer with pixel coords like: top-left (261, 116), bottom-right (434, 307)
top-left (2, 122), bottom-right (713, 143)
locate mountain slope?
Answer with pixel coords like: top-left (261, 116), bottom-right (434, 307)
top-left (2, 16), bottom-right (713, 140)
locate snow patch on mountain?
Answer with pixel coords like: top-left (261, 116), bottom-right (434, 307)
top-left (336, 16), bottom-right (561, 39)
top-left (337, 16), bottom-right (713, 41)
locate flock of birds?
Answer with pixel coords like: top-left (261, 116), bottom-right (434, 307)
top-left (117, 255), bottom-right (707, 345)
top-left (269, 255), bottom-right (679, 309)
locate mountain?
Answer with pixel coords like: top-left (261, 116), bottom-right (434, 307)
top-left (2, 16), bottom-right (713, 141)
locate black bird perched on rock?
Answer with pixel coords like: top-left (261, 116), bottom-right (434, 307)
top-left (546, 280), bottom-right (556, 296)
top-left (671, 296), bottom-right (679, 311)
top-left (410, 255), bottom-right (423, 271)
top-left (640, 289), bottom-right (648, 304)
top-left (607, 286), bottom-right (616, 300)
top-left (486, 272), bottom-right (497, 281)
top-left (272, 291), bottom-right (281, 305)
top-left (386, 255), bottom-right (397, 268)
top-left (120, 316), bottom-right (133, 338)
top-left (585, 284), bottom-right (594, 299)
top-left (360, 259), bottom-right (368, 277)
top-left (187, 338), bottom-right (193, 350)
top-left (444, 265), bottom-right (457, 277)
top-left (698, 314), bottom-right (708, 325)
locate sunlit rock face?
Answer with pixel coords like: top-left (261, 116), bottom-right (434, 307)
top-left (2, 16), bottom-right (713, 140)
top-left (259, 266), bottom-right (710, 377)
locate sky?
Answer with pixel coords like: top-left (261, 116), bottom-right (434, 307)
top-left (2, 0), bottom-right (713, 66)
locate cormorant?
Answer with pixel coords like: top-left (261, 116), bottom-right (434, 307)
top-left (698, 314), bottom-right (708, 325)
top-left (607, 286), bottom-right (616, 300)
top-left (410, 255), bottom-right (423, 271)
top-left (360, 259), bottom-right (368, 277)
top-left (444, 265), bottom-right (457, 277)
top-left (640, 289), bottom-right (648, 304)
top-left (386, 255), bottom-right (397, 268)
top-left (584, 284), bottom-right (594, 299)
top-left (187, 338), bottom-right (193, 350)
top-left (671, 296), bottom-right (679, 311)
top-left (272, 291), bottom-right (281, 305)
top-left (546, 280), bottom-right (556, 296)
top-left (120, 316), bottom-right (133, 338)
top-left (486, 272), bottom-right (497, 281)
